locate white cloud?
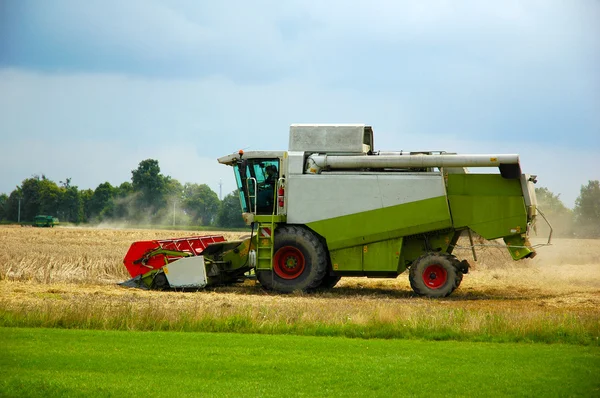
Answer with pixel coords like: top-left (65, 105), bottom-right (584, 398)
top-left (1, 68), bottom-right (597, 207)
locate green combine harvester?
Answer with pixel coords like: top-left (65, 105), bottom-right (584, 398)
top-left (122, 124), bottom-right (550, 298)
top-left (33, 215), bottom-right (59, 227)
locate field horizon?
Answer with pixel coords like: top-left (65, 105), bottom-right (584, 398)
top-left (1, 226), bottom-right (598, 345)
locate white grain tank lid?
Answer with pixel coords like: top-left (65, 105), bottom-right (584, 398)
top-left (288, 124), bottom-right (373, 154)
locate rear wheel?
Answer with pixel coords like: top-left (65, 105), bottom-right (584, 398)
top-left (256, 226), bottom-right (327, 293)
top-left (409, 253), bottom-right (463, 298)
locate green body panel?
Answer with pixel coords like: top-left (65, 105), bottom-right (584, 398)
top-left (307, 196), bottom-right (452, 251)
top-left (330, 246), bottom-right (363, 272)
top-left (330, 231), bottom-right (456, 276)
top-left (310, 196), bottom-right (452, 275)
top-left (140, 270), bottom-right (157, 288)
top-left (330, 238), bottom-right (403, 273)
top-left (218, 239), bottom-right (255, 272)
top-left (447, 174), bottom-right (528, 240)
top-left (447, 174), bottom-right (523, 196)
top-left (503, 235), bottom-right (535, 260)
top-left (363, 238), bottom-right (403, 272)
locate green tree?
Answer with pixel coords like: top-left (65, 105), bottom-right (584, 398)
top-left (534, 187), bottom-right (573, 237)
top-left (574, 180), bottom-right (600, 238)
top-left (5, 189), bottom-right (22, 222)
top-left (59, 186), bottom-right (83, 223)
top-left (19, 176), bottom-right (61, 220)
top-left (165, 177), bottom-right (184, 197)
top-left (38, 178), bottom-right (61, 216)
top-left (131, 159), bottom-right (168, 220)
top-left (117, 182), bottom-right (133, 197)
top-left (101, 182), bottom-right (136, 221)
top-left (20, 177), bottom-right (42, 220)
top-left (535, 187), bottom-right (569, 213)
top-left (56, 178), bottom-right (83, 223)
top-left (182, 183), bottom-right (220, 225)
top-left (88, 182), bottom-right (117, 220)
top-left (0, 193), bottom-right (7, 220)
top-left (80, 189), bottom-right (94, 222)
top-left (216, 191), bottom-right (245, 228)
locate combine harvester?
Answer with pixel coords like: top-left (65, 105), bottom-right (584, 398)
top-left (121, 124), bottom-right (551, 297)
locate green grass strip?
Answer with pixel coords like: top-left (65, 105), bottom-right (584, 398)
top-left (1, 327), bottom-right (599, 397)
top-left (1, 305), bottom-right (598, 346)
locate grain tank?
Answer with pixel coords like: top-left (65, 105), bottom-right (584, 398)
top-left (217, 124), bottom-right (540, 297)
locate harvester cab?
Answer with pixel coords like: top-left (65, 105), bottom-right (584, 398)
top-left (225, 150), bottom-right (286, 223)
top-left (121, 124), bottom-right (550, 298)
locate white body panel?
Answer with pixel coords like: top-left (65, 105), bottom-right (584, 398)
top-left (287, 151), bottom-right (306, 175)
top-left (163, 256), bottom-right (207, 288)
top-left (289, 124), bottom-right (373, 153)
top-left (286, 173), bottom-right (447, 224)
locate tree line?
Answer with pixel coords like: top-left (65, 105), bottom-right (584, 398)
top-left (0, 159), bottom-right (246, 228)
top-left (535, 181), bottom-right (600, 238)
top-left (0, 160), bottom-right (598, 236)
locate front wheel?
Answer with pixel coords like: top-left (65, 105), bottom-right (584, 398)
top-left (409, 253), bottom-right (463, 298)
top-left (256, 226), bottom-right (327, 293)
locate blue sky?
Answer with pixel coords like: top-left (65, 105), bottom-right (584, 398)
top-left (1, 0), bottom-right (598, 206)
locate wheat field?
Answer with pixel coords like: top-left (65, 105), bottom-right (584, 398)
top-left (1, 225), bottom-right (598, 343)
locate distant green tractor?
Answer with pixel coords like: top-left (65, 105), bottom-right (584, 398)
top-left (33, 215), bottom-right (59, 228)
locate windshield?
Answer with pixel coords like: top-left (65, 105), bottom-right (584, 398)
top-left (233, 166), bottom-right (249, 213)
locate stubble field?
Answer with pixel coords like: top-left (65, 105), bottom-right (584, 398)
top-left (0, 225), bottom-right (599, 344)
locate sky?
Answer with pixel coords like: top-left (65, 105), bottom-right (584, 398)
top-left (0, 0), bottom-right (598, 207)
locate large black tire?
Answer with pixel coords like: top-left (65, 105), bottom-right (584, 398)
top-left (256, 225), bottom-right (327, 293)
top-left (409, 253), bottom-right (463, 298)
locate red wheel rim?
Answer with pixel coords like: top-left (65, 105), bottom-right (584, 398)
top-left (422, 264), bottom-right (447, 289)
top-left (273, 246), bottom-right (305, 280)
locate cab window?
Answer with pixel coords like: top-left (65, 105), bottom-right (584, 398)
top-left (233, 159), bottom-right (280, 215)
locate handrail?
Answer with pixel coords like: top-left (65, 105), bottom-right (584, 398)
top-left (535, 207), bottom-right (553, 247)
top-left (247, 177), bottom-right (258, 214)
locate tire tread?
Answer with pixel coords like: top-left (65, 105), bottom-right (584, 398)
top-left (408, 252), bottom-right (463, 298)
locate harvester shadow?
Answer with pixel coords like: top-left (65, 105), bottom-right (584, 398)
top-left (447, 288), bottom-right (548, 301)
top-left (322, 287), bottom-right (541, 301)
top-left (202, 283), bottom-right (413, 299)
top-left (203, 284), bottom-right (545, 302)
top-left (321, 286), bottom-right (414, 299)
